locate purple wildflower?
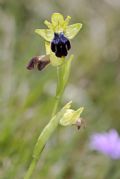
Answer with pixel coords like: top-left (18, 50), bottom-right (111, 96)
top-left (90, 129), bottom-right (120, 159)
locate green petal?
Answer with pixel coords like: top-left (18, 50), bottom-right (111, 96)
top-left (44, 20), bottom-right (53, 29)
top-left (51, 13), bottom-right (64, 26)
top-left (35, 29), bottom-right (54, 42)
top-left (64, 16), bottom-right (71, 27)
top-left (65, 23), bottom-right (82, 39)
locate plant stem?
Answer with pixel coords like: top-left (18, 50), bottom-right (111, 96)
top-left (24, 158), bottom-right (37, 179)
top-left (24, 101), bottom-right (70, 179)
top-left (24, 56), bottom-right (73, 179)
top-left (52, 66), bottom-right (64, 117)
top-left (52, 95), bottom-right (61, 117)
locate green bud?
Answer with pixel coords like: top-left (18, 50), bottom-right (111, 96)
top-left (59, 107), bottom-right (84, 126)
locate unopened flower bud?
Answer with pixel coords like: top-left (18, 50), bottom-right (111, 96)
top-left (59, 107), bottom-right (84, 127)
top-left (27, 55), bottom-right (50, 71)
top-left (27, 56), bottom-right (39, 70)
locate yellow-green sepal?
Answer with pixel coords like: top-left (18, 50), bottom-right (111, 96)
top-left (51, 13), bottom-right (65, 32)
top-left (35, 29), bottom-right (54, 42)
top-left (65, 23), bottom-right (82, 39)
top-left (51, 13), bottom-right (64, 26)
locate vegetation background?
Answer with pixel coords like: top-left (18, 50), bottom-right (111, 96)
top-left (0, 0), bottom-right (120, 178)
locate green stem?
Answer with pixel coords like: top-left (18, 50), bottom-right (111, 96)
top-left (24, 159), bottom-right (37, 179)
top-left (24, 101), bottom-right (69, 179)
top-left (52, 65), bottom-right (64, 117)
top-left (52, 95), bottom-right (61, 117)
top-left (24, 56), bottom-right (73, 179)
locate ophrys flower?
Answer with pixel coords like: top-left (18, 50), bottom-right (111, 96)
top-left (35, 13), bottom-right (82, 66)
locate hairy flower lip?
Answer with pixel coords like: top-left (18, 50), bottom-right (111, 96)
top-left (51, 32), bottom-right (71, 58)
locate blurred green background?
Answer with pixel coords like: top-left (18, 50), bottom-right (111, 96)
top-left (0, 0), bottom-right (120, 178)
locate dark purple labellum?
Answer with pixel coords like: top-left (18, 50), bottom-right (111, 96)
top-left (51, 33), bottom-right (71, 58)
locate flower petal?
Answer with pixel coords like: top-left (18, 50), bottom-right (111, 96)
top-left (65, 23), bottom-right (82, 39)
top-left (64, 16), bottom-right (71, 28)
top-left (35, 29), bottom-right (54, 42)
top-left (44, 20), bottom-right (53, 29)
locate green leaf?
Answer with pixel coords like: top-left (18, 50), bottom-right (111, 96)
top-left (35, 29), bottom-right (54, 42)
top-left (65, 23), bottom-right (82, 39)
top-left (33, 101), bottom-right (72, 159)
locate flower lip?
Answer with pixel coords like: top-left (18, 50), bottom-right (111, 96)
top-left (51, 32), bottom-right (71, 58)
